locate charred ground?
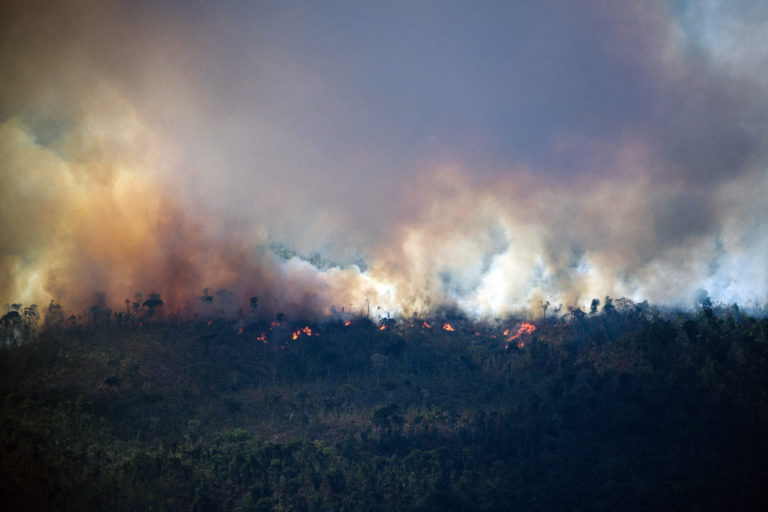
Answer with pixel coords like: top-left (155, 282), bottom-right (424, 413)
top-left (2, 301), bottom-right (768, 510)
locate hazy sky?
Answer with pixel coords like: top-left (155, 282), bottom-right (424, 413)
top-left (2, 0), bottom-right (767, 317)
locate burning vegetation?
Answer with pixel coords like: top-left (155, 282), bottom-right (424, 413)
top-left (2, 286), bottom-right (545, 355)
top-left (505, 321), bottom-right (537, 349)
top-left (1, 294), bottom-right (768, 511)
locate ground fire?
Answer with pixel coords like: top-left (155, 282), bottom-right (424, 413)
top-left (505, 321), bottom-right (536, 349)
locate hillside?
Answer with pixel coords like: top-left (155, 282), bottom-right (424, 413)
top-left (2, 303), bottom-right (768, 510)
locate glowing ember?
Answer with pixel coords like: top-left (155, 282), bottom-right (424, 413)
top-left (237, 327), bottom-right (243, 335)
top-left (422, 321), bottom-right (432, 328)
top-left (442, 322), bottom-right (455, 331)
top-left (291, 326), bottom-right (314, 340)
top-left (379, 325), bottom-right (387, 331)
top-left (345, 320), bottom-right (351, 326)
top-left (257, 333), bottom-right (267, 343)
top-left (505, 321), bottom-right (536, 349)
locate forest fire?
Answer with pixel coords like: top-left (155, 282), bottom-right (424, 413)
top-left (292, 326), bottom-right (314, 340)
top-left (3, 2), bottom-right (768, 508)
top-left (505, 321), bottom-right (536, 349)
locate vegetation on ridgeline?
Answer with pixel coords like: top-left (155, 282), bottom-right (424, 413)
top-left (2, 297), bottom-right (768, 510)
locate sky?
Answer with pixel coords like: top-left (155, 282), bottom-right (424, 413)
top-left (1, 0), bottom-right (767, 319)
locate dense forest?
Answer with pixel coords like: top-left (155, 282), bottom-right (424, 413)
top-left (2, 297), bottom-right (768, 511)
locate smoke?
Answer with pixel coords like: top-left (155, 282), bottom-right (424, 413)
top-left (1, 0), bottom-right (767, 319)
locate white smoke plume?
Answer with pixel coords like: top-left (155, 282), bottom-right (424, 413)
top-left (1, 0), bottom-right (767, 319)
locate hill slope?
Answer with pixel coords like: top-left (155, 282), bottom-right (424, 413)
top-left (2, 306), bottom-right (768, 510)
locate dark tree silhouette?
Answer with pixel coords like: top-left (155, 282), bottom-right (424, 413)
top-left (142, 292), bottom-right (163, 317)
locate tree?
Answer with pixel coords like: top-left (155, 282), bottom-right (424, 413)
top-left (89, 294), bottom-right (111, 325)
top-left (372, 404), bottom-right (400, 433)
top-left (143, 293), bottom-right (164, 317)
top-left (697, 290), bottom-right (714, 321)
top-left (603, 296), bottom-right (615, 315)
top-left (45, 300), bottom-right (64, 327)
top-left (371, 353), bottom-right (388, 383)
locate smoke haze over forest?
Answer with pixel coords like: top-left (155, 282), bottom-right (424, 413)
top-left (2, 0), bottom-right (767, 319)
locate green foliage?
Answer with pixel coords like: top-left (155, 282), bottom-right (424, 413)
top-left (1, 306), bottom-right (768, 510)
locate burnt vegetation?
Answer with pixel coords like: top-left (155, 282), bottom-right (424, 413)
top-left (2, 295), bottom-right (768, 510)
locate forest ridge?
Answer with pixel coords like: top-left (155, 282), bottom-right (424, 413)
top-left (1, 298), bottom-right (768, 510)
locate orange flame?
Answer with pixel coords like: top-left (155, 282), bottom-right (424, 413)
top-left (291, 326), bottom-right (314, 340)
top-left (345, 320), bottom-right (351, 326)
top-left (422, 321), bottom-right (432, 328)
top-left (505, 321), bottom-right (536, 349)
top-left (379, 324), bottom-right (387, 331)
top-left (442, 322), bottom-right (455, 331)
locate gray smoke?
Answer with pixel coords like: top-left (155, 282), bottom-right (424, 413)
top-left (1, 0), bottom-right (766, 318)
